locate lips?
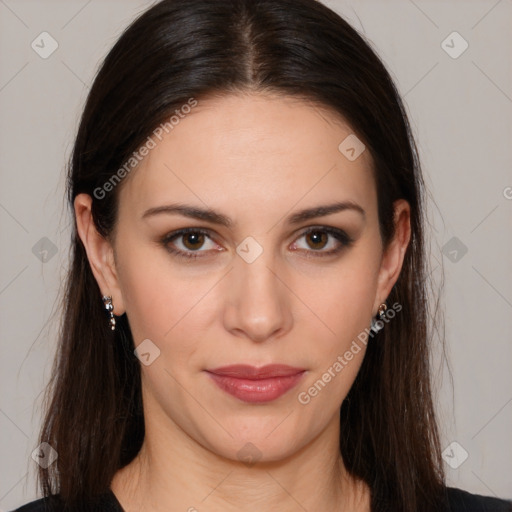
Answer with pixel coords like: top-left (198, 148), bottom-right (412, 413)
top-left (207, 364), bottom-right (305, 379)
top-left (205, 364), bottom-right (306, 403)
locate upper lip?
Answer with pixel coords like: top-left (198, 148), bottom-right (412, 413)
top-left (206, 364), bottom-right (306, 379)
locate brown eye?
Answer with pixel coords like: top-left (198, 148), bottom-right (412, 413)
top-left (305, 230), bottom-right (328, 250)
top-left (291, 226), bottom-right (354, 257)
top-left (182, 232), bottom-right (205, 250)
top-left (161, 228), bottom-right (221, 261)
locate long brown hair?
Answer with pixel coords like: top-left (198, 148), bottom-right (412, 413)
top-left (39, 0), bottom-right (447, 510)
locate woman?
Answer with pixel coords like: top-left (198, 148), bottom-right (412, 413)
top-left (13, 0), bottom-right (511, 511)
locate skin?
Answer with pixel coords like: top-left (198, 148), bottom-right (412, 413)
top-left (75, 92), bottom-right (411, 512)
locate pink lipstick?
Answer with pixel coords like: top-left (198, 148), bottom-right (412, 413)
top-left (205, 364), bottom-right (306, 403)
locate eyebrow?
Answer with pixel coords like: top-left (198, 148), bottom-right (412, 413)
top-left (141, 200), bottom-right (365, 227)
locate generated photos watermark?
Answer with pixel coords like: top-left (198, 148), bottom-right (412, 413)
top-left (297, 301), bottom-right (402, 405)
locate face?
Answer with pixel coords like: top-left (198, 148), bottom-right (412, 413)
top-left (77, 92), bottom-right (410, 463)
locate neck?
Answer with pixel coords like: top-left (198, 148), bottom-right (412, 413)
top-left (111, 411), bottom-right (369, 512)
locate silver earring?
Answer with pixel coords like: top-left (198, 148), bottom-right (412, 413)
top-left (370, 302), bottom-right (387, 332)
top-left (102, 295), bottom-right (116, 331)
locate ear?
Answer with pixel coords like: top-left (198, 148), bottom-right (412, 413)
top-left (373, 199), bottom-right (411, 314)
top-left (74, 193), bottom-right (126, 316)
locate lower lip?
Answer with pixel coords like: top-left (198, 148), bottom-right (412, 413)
top-left (206, 371), bottom-right (306, 403)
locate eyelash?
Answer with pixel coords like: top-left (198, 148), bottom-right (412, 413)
top-left (160, 226), bottom-right (354, 262)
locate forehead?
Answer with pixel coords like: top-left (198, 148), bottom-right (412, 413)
top-left (119, 92), bottom-right (376, 221)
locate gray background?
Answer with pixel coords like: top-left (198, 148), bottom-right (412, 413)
top-left (1, 0), bottom-right (511, 509)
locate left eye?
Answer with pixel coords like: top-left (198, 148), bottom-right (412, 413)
top-left (290, 227), bottom-right (353, 256)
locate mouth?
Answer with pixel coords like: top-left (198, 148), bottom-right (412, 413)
top-left (205, 364), bottom-right (307, 403)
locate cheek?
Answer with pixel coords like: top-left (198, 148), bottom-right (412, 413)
top-left (115, 240), bottom-right (182, 346)
top-left (290, 247), bottom-right (379, 407)
top-left (117, 242), bottom-right (218, 361)
top-left (295, 253), bottom-right (379, 341)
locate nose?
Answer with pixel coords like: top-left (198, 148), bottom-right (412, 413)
top-left (223, 248), bottom-right (293, 343)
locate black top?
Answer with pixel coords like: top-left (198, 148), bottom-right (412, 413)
top-left (11, 487), bottom-right (512, 511)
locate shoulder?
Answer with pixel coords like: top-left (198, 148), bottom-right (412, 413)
top-left (10, 491), bottom-right (122, 512)
top-left (445, 486), bottom-right (512, 511)
top-left (10, 497), bottom-right (52, 512)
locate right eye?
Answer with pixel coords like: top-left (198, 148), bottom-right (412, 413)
top-left (161, 228), bottom-right (223, 260)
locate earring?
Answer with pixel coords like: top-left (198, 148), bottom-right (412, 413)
top-left (102, 295), bottom-right (116, 331)
top-left (370, 302), bottom-right (387, 332)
